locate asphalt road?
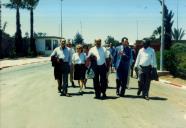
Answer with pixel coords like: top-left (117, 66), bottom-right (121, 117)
top-left (0, 62), bottom-right (186, 128)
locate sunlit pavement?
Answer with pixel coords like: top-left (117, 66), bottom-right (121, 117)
top-left (0, 62), bottom-right (186, 128)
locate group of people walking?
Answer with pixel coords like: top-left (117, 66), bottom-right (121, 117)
top-left (51, 37), bottom-right (157, 100)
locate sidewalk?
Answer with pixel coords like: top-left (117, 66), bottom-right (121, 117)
top-left (0, 57), bottom-right (50, 69)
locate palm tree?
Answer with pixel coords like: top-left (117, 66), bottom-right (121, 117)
top-left (172, 28), bottom-right (185, 41)
top-left (158, 0), bottom-right (174, 50)
top-left (4, 0), bottom-right (24, 56)
top-left (0, 0), bottom-right (2, 58)
top-left (24, 0), bottom-right (39, 56)
top-left (151, 26), bottom-right (161, 39)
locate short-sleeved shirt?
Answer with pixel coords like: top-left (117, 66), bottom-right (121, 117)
top-left (88, 46), bottom-right (107, 66)
top-left (72, 52), bottom-right (86, 64)
top-left (50, 46), bottom-right (72, 65)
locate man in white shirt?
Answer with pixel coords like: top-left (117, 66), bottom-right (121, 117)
top-left (51, 39), bottom-right (72, 97)
top-left (134, 38), bottom-right (157, 100)
top-left (87, 39), bottom-right (108, 99)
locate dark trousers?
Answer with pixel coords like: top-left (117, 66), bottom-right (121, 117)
top-left (138, 65), bottom-right (151, 97)
top-left (58, 62), bottom-right (69, 94)
top-left (93, 64), bottom-right (107, 97)
top-left (130, 62), bottom-right (134, 77)
top-left (116, 67), bottom-right (129, 96)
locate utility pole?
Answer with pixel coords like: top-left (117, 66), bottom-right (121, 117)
top-left (160, 0), bottom-right (165, 71)
top-left (60, 0), bottom-right (63, 38)
top-left (176, 0), bottom-right (179, 30)
top-left (80, 20), bottom-right (82, 35)
top-left (136, 20), bottom-right (139, 40)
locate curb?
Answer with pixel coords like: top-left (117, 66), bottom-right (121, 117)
top-left (0, 60), bottom-right (49, 70)
top-left (159, 79), bottom-right (184, 88)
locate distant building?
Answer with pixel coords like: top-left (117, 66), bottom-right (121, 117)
top-left (134, 40), bottom-right (186, 53)
top-left (35, 36), bottom-right (61, 56)
top-left (135, 40), bottom-right (160, 52)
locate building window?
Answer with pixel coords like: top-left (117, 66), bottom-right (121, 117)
top-left (53, 40), bottom-right (59, 49)
top-left (45, 40), bottom-right (51, 50)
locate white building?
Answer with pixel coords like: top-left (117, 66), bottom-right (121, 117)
top-left (35, 36), bottom-right (61, 56)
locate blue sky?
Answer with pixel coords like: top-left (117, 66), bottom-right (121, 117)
top-left (2, 0), bottom-right (186, 44)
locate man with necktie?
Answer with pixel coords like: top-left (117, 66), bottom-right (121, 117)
top-left (114, 37), bottom-right (132, 97)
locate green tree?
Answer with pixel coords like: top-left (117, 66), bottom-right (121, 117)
top-left (34, 32), bottom-right (47, 37)
top-left (172, 28), bottom-right (185, 41)
top-left (105, 36), bottom-right (120, 46)
top-left (151, 26), bottom-right (161, 40)
top-left (158, 0), bottom-right (174, 50)
top-left (73, 32), bottom-right (84, 45)
top-left (24, 0), bottom-right (39, 56)
top-left (4, 0), bottom-right (24, 56)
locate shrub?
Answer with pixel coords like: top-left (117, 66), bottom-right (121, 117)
top-left (171, 43), bottom-right (186, 53)
top-left (156, 50), bottom-right (180, 76)
top-left (156, 43), bottom-right (186, 79)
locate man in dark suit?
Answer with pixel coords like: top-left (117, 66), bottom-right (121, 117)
top-left (114, 37), bottom-right (132, 97)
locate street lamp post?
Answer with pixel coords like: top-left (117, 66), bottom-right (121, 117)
top-left (177, 0), bottom-right (179, 30)
top-left (60, 0), bottom-right (63, 38)
top-left (160, 0), bottom-right (165, 71)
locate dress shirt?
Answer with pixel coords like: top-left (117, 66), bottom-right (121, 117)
top-left (50, 46), bottom-right (72, 65)
top-left (72, 52), bottom-right (86, 64)
top-left (134, 47), bottom-right (157, 68)
top-left (88, 46), bottom-right (107, 65)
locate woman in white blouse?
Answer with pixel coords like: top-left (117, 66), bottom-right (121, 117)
top-left (72, 44), bottom-right (87, 94)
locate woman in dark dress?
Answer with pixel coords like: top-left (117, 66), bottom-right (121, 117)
top-left (72, 44), bottom-right (86, 94)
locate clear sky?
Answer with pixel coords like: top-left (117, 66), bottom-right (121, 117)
top-left (2, 0), bottom-right (186, 44)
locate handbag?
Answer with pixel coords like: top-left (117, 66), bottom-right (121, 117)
top-left (151, 68), bottom-right (159, 81)
top-left (86, 67), bottom-right (95, 79)
top-left (51, 56), bottom-right (58, 67)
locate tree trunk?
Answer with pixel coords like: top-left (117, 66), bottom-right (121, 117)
top-left (15, 6), bottom-right (23, 56)
top-left (30, 8), bottom-right (37, 56)
top-left (0, 1), bottom-right (2, 58)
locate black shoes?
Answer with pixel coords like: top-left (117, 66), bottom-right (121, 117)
top-left (137, 90), bottom-right (141, 96)
top-left (94, 95), bottom-right (101, 99)
top-left (60, 93), bottom-right (71, 97)
top-left (144, 96), bottom-right (149, 100)
top-left (71, 81), bottom-right (76, 88)
top-left (94, 93), bottom-right (107, 99)
top-left (119, 94), bottom-right (125, 97)
top-left (102, 93), bottom-right (107, 99)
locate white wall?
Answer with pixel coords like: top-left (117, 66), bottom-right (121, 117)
top-left (35, 38), bottom-right (61, 56)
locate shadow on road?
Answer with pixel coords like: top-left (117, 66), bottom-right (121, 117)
top-left (128, 87), bottom-right (138, 90)
top-left (107, 86), bottom-right (116, 89)
top-left (85, 87), bottom-right (94, 89)
top-left (83, 91), bottom-right (94, 95)
top-left (68, 91), bottom-right (94, 96)
top-left (122, 95), bottom-right (168, 101)
top-left (102, 96), bottom-right (119, 100)
top-left (122, 95), bottom-right (140, 99)
top-left (149, 97), bottom-right (168, 101)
